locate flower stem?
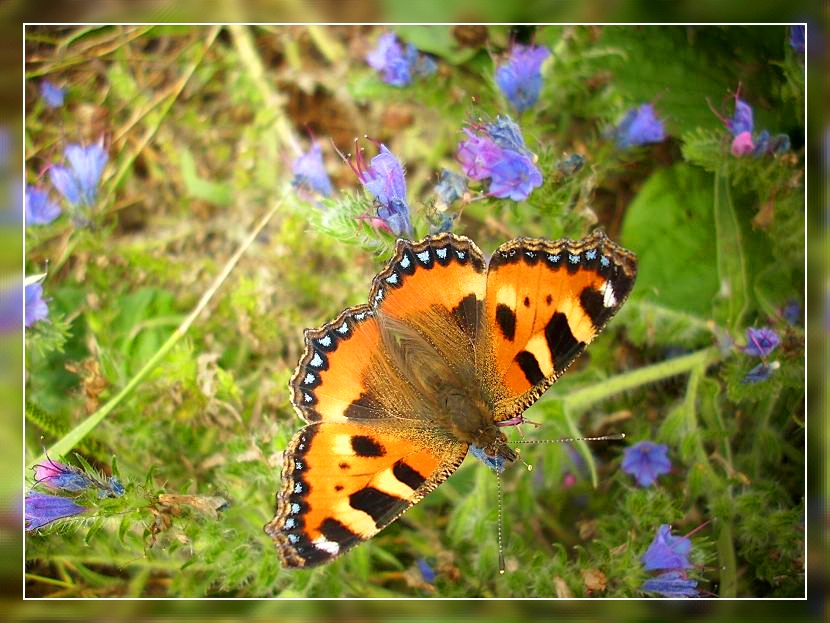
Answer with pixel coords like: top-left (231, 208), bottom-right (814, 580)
top-left (27, 200), bottom-right (283, 471)
top-left (561, 346), bottom-right (721, 414)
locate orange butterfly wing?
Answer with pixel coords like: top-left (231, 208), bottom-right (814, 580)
top-left (483, 230), bottom-right (637, 419)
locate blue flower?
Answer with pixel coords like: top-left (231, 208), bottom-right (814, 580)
top-left (743, 327), bottom-right (780, 357)
top-left (49, 142), bottom-right (108, 207)
top-left (25, 185), bottom-right (61, 225)
top-left (641, 524), bottom-right (693, 571)
top-left (488, 148), bottom-right (544, 201)
top-left (34, 458), bottom-right (94, 493)
top-left (0, 282), bottom-right (23, 333)
top-left (621, 441), bottom-right (671, 487)
top-left (642, 571), bottom-right (699, 597)
top-left (495, 43), bottom-right (550, 112)
top-left (742, 360), bottom-right (781, 384)
top-left (366, 32), bottom-right (436, 87)
top-left (790, 25), bottom-right (805, 55)
top-left (292, 142), bottom-right (333, 197)
top-left (41, 80), bottom-right (65, 108)
top-left (727, 99), bottom-right (754, 136)
top-left (417, 558), bottom-right (436, 583)
top-left (346, 141), bottom-right (412, 236)
top-left (457, 116), bottom-right (542, 201)
top-left (25, 491), bottom-right (87, 531)
top-left (470, 444), bottom-right (506, 473)
top-left (25, 282), bottom-right (49, 328)
top-left (615, 104), bottom-right (666, 148)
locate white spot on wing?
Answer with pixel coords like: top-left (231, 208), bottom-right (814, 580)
top-left (309, 352), bottom-right (323, 368)
top-left (312, 536), bottom-right (340, 555)
top-left (601, 280), bottom-right (618, 308)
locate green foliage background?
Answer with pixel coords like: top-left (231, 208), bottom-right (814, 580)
top-left (24, 25), bottom-right (804, 598)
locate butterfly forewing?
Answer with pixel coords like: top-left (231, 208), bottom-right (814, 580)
top-left (483, 230), bottom-right (637, 419)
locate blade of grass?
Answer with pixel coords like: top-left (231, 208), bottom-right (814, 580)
top-left (28, 199), bottom-right (283, 471)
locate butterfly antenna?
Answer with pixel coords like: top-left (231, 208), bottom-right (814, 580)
top-left (512, 432), bottom-right (626, 445)
top-left (496, 470), bottom-right (505, 574)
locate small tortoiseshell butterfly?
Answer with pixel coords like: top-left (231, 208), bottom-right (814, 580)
top-left (265, 230), bottom-right (636, 568)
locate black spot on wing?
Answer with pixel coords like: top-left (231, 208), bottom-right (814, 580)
top-left (393, 460), bottom-right (427, 491)
top-left (351, 435), bottom-right (386, 457)
top-left (515, 350), bottom-right (545, 386)
top-left (579, 286), bottom-right (606, 330)
top-left (495, 303), bottom-right (517, 341)
top-left (319, 517), bottom-right (359, 545)
top-left (349, 487), bottom-right (404, 526)
top-left (545, 311), bottom-right (585, 372)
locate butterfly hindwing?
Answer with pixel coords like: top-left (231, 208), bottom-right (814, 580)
top-left (484, 230), bottom-right (637, 419)
top-left (266, 422), bottom-right (467, 567)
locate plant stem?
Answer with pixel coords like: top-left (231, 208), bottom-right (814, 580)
top-left (28, 200), bottom-right (283, 471)
top-left (561, 346), bottom-right (721, 413)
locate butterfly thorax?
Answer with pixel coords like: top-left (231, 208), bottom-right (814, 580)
top-left (437, 383), bottom-right (517, 464)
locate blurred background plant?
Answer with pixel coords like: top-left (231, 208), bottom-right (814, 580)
top-left (21, 23), bottom-right (805, 599)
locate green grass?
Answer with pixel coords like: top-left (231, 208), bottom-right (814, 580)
top-left (24, 25), bottom-right (804, 598)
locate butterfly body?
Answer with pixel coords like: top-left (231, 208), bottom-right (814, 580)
top-left (265, 231), bottom-right (636, 568)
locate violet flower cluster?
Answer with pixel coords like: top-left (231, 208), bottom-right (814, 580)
top-left (344, 140), bottom-right (413, 237)
top-left (640, 524), bottom-right (699, 597)
top-left (615, 104), bottom-right (666, 149)
top-left (292, 141), bottom-right (333, 198)
top-left (457, 115), bottom-right (542, 201)
top-left (495, 43), bottom-right (550, 113)
top-left (741, 326), bottom-right (782, 384)
top-left (719, 96), bottom-right (790, 158)
top-left (25, 457), bottom-right (124, 532)
top-left (366, 32), bottom-right (437, 87)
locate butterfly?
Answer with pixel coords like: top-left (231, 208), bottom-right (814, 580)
top-left (264, 230), bottom-right (637, 568)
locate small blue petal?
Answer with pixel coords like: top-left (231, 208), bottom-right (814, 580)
top-left (642, 571), bottom-right (698, 597)
top-left (25, 282), bottom-right (49, 328)
top-left (616, 104), bottom-right (666, 148)
top-left (25, 491), bottom-right (87, 531)
top-left (641, 524), bottom-right (693, 571)
top-left (25, 185), bottom-right (61, 225)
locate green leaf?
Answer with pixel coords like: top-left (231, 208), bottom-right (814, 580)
top-left (712, 170), bottom-right (749, 331)
top-left (621, 163), bottom-right (718, 318)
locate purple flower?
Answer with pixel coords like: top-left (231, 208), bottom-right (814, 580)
top-left (742, 360), bottom-right (780, 384)
top-left (731, 131), bottom-right (755, 157)
top-left (470, 444), bottom-right (506, 473)
top-left (345, 141), bottom-right (412, 236)
top-left (615, 104), bottom-right (666, 148)
top-left (495, 43), bottom-right (550, 112)
top-left (49, 142), bottom-right (108, 207)
top-left (642, 571), bottom-right (699, 598)
top-left (417, 558), bottom-right (436, 583)
top-left (25, 491), bottom-right (87, 531)
top-left (34, 458), bottom-right (93, 493)
top-left (641, 524), bottom-right (693, 571)
top-left (25, 282), bottom-right (49, 327)
top-left (40, 80), bottom-right (65, 108)
top-left (25, 185), bottom-right (61, 225)
top-left (790, 25), bottom-right (805, 55)
top-left (621, 441), bottom-right (671, 487)
top-left (292, 142), bottom-right (333, 197)
top-left (727, 99), bottom-right (754, 136)
top-left (457, 116), bottom-right (542, 202)
top-left (366, 32), bottom-right (435, 87)
top-left (488, 148), bottom-right (544, 201)
top-left (743, 327), bottom-right (780, 357)
top-left (458, 130), bottom-right (502, 181)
